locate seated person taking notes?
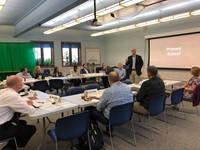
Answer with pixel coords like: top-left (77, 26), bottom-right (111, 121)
top-left (133, 66), bottom-right (165, 114)
top-left (0, 75), bottom-right (36, 150)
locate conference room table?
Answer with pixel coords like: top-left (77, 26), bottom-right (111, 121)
top-left (61, 79), bottom-right (182, 110)
top-left (22, 73), bottom-right (107, 84)
top-left (61, 89), bottom-right (104, 109)
top-left (25, 91), bottom-right (78, 138)
top-left (24, 79), bottom-right (182, 131)
top-left (128, 79), bottom-right (182, 91)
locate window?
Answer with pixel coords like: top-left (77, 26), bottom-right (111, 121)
top-left (33, 41), bottom-right (54, 67)
top-left (61, 42), bottom-right (81, 66)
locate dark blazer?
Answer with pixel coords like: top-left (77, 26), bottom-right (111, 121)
top-left (80, 68), bottom-right (90, 74)
top-left (126, 54), bottom-right (143, 76)
top-left (136, 76), bottom-right (165, 109)
top-left (80, 68), bottom-right (90, 83)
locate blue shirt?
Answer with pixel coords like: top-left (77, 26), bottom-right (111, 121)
top-left (16, 72), bottom-right (32, 78)
top-left (97, 81), bottom-right (133, 119)
top-left (116, 68), bottom-right (126, 80)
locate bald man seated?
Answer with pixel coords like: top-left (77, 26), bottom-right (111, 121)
top-left (85, 72), bottom-right (133, 135)
top-left (0, 75), bottom-right (36, 150)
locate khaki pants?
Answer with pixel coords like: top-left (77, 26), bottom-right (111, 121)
top-left (130, 70), bottom-right (141, 84)
top-left (133, 102), bottom-right (148, 114)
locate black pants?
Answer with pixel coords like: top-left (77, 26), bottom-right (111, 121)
top-left (70, 79), bottom-right (81, 86)
top-left (85, 106), bottom-right (112, 131)
top-left (0, 120), bottom-right (36, 150)
top-left (101, 76), bottom-right (110, 88)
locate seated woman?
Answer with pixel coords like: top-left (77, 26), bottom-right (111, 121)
top-left (33, 66), bottom-right (42, 79)
top-left (172, 66), bottom-right (200, 110)
top-left (69, 64), bottom-right (81, 86)
top-left (182, 66), bottom-right (200, 99)
top-left (52, 67), bottom-right (63, 77)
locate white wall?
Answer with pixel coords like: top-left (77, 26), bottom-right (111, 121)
top-left (102, 15), bottom-right (200, 81)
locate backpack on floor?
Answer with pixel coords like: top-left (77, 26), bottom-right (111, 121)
top-left (79, 120), bottom-right (104, 150)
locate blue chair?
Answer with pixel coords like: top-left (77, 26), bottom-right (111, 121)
top-left (49, 79), bottom-right (64, 94)
top-left (100, 102), bottom-right (136, 150)
top-left (148, 94), bottom-right (167, 139)
top-left (84, 83), bottom-right (100, 90)
top-left (165, 88), bottom-right (186, 120)
top-left (134, 94), bottom-right (167, 140)
top-left (0, 137), bottom-right (18, 150)
top-left (43, 68), bottom-right (51, 76)
top-left (32, 80), bottom-right (49, 92)
top-left (47, 111), bottom-right (91, 150)
top-left (66, 87), bottom-right (85, 96)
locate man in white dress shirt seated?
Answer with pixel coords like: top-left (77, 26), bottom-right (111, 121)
top-left (0, 75), bottom-right (36, 150)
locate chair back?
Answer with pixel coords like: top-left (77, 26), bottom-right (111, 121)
top-left (32, 80), bottom-right (49, 92)
top-left (49, 79), bottom-right (64, 89)
top-left (109, 102), bottom-right (133, 126)
top-left (170, 88), bottom-right (184, 105)
top-left (55, 111), bottom-right (89, 141)
top-left (84, 84), bottom-right (100, 90)
top-left (192, 84), bottom-right (200, 106)
top-left (44, 69), bottom-right (51, 76)
top-left (149, 94), bottom-right (166, 116)
top-left (67, 87), bottom-right (85, 95)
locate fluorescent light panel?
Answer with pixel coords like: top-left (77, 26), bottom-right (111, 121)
top-left (44, 0), bottom-right (145, 34)
top-left (174, 12), bottom-right (190, 19)
top-left (191, 9), bottom-right (200, 15)
top-left (97, 3), bottom-right (124, 16)
top-left (0, 0), bottom-right (7, 12)
top-left (91, 9), bottom-right (200, 37)
top-left (120, 0), bottom-right (145, 6)
top-left (0, 0), bottom-right (7, 5)
top-left (76, 13), bottom-right (93, 23)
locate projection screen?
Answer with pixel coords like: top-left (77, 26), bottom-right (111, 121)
top-left (149, 32), bottom-right (200, 69)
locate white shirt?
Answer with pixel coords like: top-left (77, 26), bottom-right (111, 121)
top-left (0, 88), bottom-right (35, 125)
top-left (16, 72), bottom-right (32, 78)
top-left (84, 68), bottom-right (89, 74)
top-left (132, 56), bottom-right (136, 69)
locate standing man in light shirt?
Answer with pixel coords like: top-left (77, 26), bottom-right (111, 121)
top-left (115, 62), bottom-right (126, 81)
top-left (16, 67), bottom-right (32, 79)
top-left (0, 75), bottom-right (36, 150)
top-left (125, 48), bottom-right (143, 83)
